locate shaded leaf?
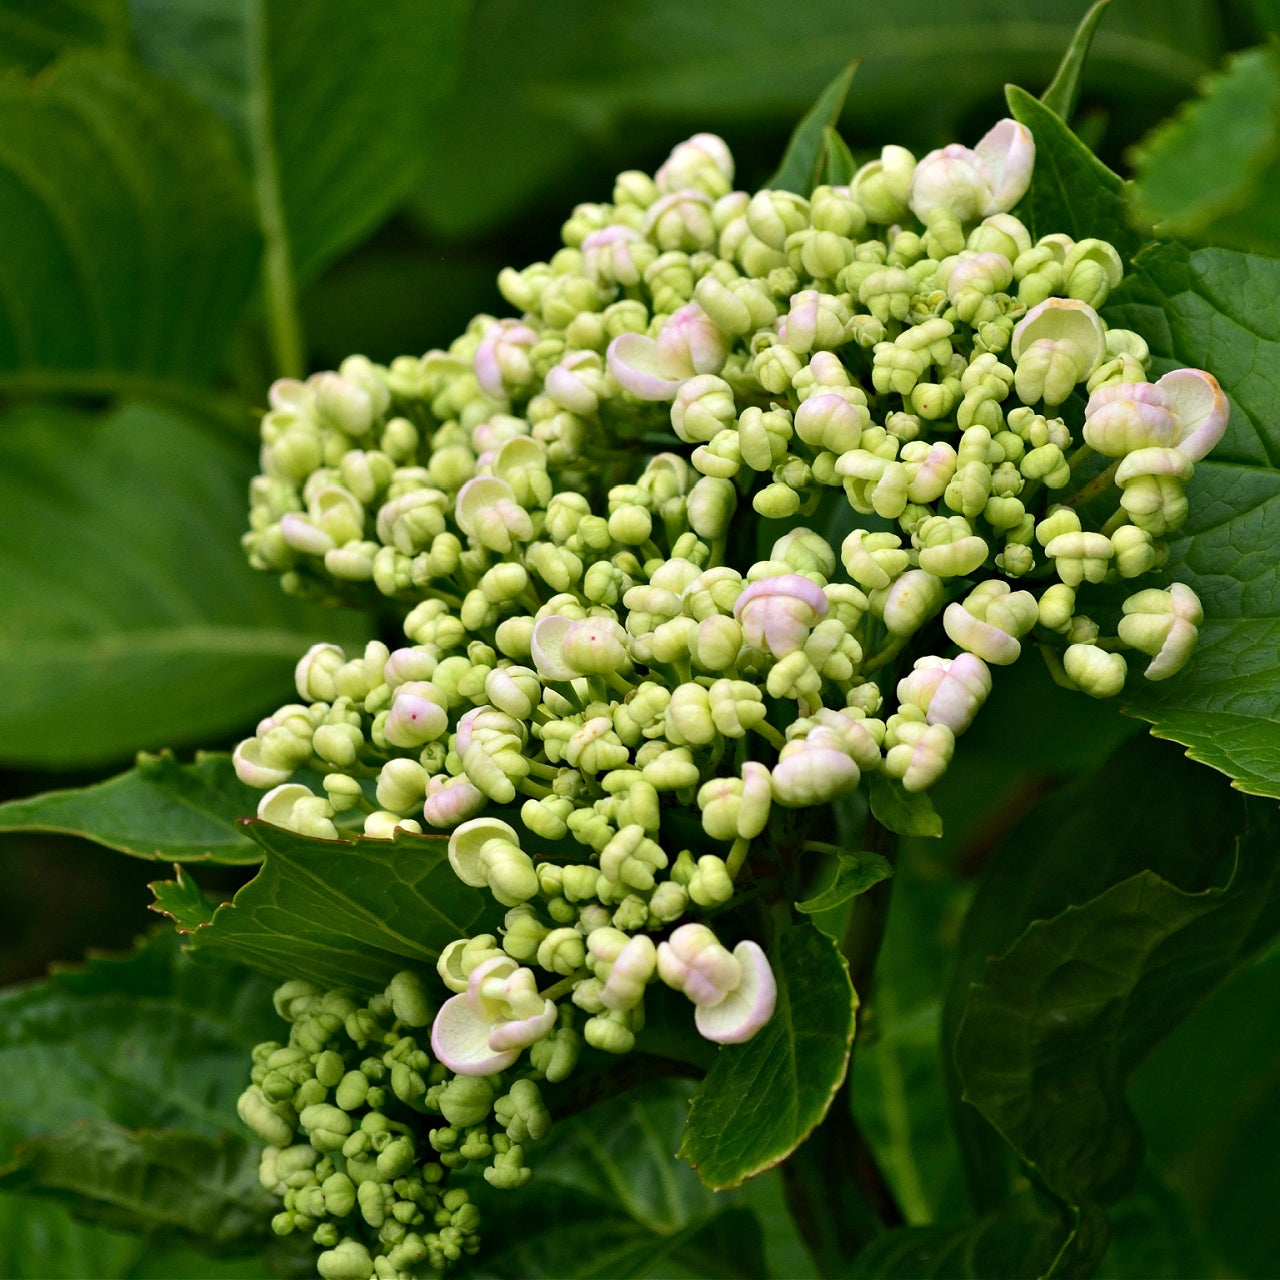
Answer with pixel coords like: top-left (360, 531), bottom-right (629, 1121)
top-left (0, 928), bottom-right (277, 1159)
top-left (942, 735), bottom-right (1245, 1212)
top-left (767, 59), bottom-right (858, 194)
top-left (1128, 45), bottom-right (1280, 255)
top-left (869, 775), bottom-right (943, 839)
top-left (149, 865), bottom-right (218, 933)
top-left (469, 1081), bottom-right (767, 1280)
top-left (129, 0), bottom-right (471, 284)
top-left (1105, 242), bottom-right (1280, 797)
top-left (0, 751), bottom-right (262, 863)
top-left (680, 923), bottom-right (856, 1189)
top-left (1006, 83), bottom-right (1143, 261)
top-left (953, 799), bottom-right (1280, 1272)
top-left (795, 850), bottom-right (893, 914)
top-left (0, 0), bottom-right (127, 73)
top-left (0, 1194), bottom-right (142, 1280)
top-left (0, 401), bottom-right (366, 768)
top-left (0, 1125), bottom-right (267, 1250)
top-left (1040, 0), bottom-right (1112, 124)
top-left (0, 52), bottom-right (258, 396)
top-left (823, 126), bottom-right (856, 186)
top-left (171, 821), bottom-right (491, 992)
top-left (1096, 1165), bottom-right (1217, 1279)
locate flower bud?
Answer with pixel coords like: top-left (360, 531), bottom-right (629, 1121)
top-left (1063, 643), bottom-right (1127, 697)
top-left (1010, 298), bottom-right (1106, 406)
top-left (1117, 583), bottom-right (1202, 680)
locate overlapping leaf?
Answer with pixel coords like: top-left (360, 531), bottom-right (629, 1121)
top-left (680, 923), bottom-right (856, 1189)
top-left (1105, 243), bottom-right (1280, 797)
top-left (0, 752), bottom-right (264, 863)
top-left (158, 821), bottom-right (491, 992)
top-left (0, 402), bottom-right (366, 767)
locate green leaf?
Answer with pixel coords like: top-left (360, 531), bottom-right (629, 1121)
top-left (0, 1125), bottom-right (267, 1250)
top-left (129, 0), bottom-right (471, 285)
top-left (1128, 45), bottom-right (1280, 255)
top-left (0, 928), bottom-right (277, 1159)
top-left (953, 799), bottom-right (1280, 1271)
top-left (942, 734), bottom-right (1246, 1212)
top-left (0, 751), bottom-right (263, 863)
top-left (149, 864), bottom-right (218, 933)
top-left (767, 59), bottom-right (858, 194)
top-left (679, 923), bottom-right (856, 1189)
top-left (1104, 242), bottom-right (1280, 797)
top-left (795, 850), bottom-right (892, 914)
top-left (1097, 1165), bottom-right (1218, 1279)
top-left (469, 1081), bottom-right (768, 1280)
top-left (869, 774), bottom-right (943, 839)
top-left (1039, 0), bottom-right (1112, 124)
top-left (0, 1194), bottom-right (142, 1280)
top-left (823, 126), bottom-right (857, 187)
top-left (1006, 82), bottom-right (1143, 261)
top-left (0, 52), bottom-right (258, 398)
top-left (0, 401), bottom-right (366, 768)
top-left (171, 821), bottom-right (491, 991)
top-left (0, 0), bottom-right (128, 74)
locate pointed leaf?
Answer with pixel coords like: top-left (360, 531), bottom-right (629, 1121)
top-left (0, 1125), bottom-right (267, 1249)
top-left (0, 752), bottom-right (262, 863)
top-left (0, 401), bottom-right (366, 768)
top-left (1128, 45), bottom-right (1280, 254)
top-left (767, 59), bottom-right (859, 195)
top-left (171, 821), bottom-right (491, 991)
top-left (1040, 0), bottom-right (1112, 123)
top-left (954, 800), bottom-right (1280, 1270)
top-left (679, 923), bottom-right (856, 1189)
top-left (869, 774), bottom-right (943, 838)
top-left (823, 126), bottom-right (857, 186)
top-left (795, 850), bottom-right (893, 914)
top-left (0, 52), bottom-right (258, 396)
top-left (1105, 242), bottom-right (1280, 797)
top-left (1006, 82), bottom-right (1143, 261)
top-left (149, 865), bottom-right (218, 933)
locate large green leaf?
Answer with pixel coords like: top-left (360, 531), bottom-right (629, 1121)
top-left (469, 1081), bottom-right (768, 1280)
top-left (1128, 45), bottom-right (1280, 256)
top-left (0, 1194), bottom-right (142, 1280)
top-left (128, 0), bottom-right (470, 285)
top-left (1006, 83), bottom-right (1143, 261)
top-left (942, 735), bottom-right (1245, 1212)
top-left (679, 923), bottom-right (856, 1190)
top-left (953, 799), bottom-right (1280, 1271)
top-left (0, 401), bottom-right (366, 767)
top-left (0, 52), bottom-right (258, 398)
top-left (0, 1125), bottom-right (267, 1249)
top-left (162, 821), bottom-right (491, 991)
top-left (0, 751), bottom-right (263, 863)
top-left (0, 928), bottom-right (277, 1159)
top-left (1105, 243), bottom-right (1280, 797)
top-left (411, 0), bottom-right (1221, 239)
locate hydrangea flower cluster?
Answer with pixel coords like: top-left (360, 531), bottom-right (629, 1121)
top-left (239, 971), bottom-right (569, 1278)
top-left (234, 120), bottom-right (1227, 1274)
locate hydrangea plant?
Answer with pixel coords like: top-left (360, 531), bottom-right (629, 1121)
top-left (1, 4), bottom-right (1279, 1279)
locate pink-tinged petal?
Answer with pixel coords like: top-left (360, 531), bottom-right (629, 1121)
top-left (531, 615), bottom-right (576, 681)
top-left (455, 475), bottom-right (517, 538)
top-left (908, 144), bottom-right (991, 221)
top-left (695, 941), bottom-right (777, 1044)
top-left (974, 118), bottom-right (1035, 215)
top-left (607, 333), bottom-right (684, 401)
top-left (1157, 368), bottom-right (1230, 461)
top-left (657, 302), bottom-right (729, 376)
top-left (422, 777), bottom-right (486, 829)
top-left (1114, 447), bottom-right (1196, 486)
top-left (488, 999), bottom-right (557, 1052)
top-left (431, 992), bottom-right (520, 1076)
top-left (465, 954), bottom-right (519, 1017)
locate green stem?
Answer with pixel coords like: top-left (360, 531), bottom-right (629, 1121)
top-left (1063, 457), bottom-right (1119, 511)
top-left (247, 0), bottom-right (305, 380)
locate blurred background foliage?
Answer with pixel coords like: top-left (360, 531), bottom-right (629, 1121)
top-left (1, 0), bottom-right (1278, 1275)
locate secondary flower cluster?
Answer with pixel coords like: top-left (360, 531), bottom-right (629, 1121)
top-left (239, 972), bottom-right (568, 1279)
top-left (232, 120), bottom-right (1228, 1273)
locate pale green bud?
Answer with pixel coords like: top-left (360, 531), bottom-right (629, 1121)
top-left (852, 145), bottom-right (915, 223)
top-left (671, 374), bottom-right (737, 443)
top-left (1063, 643), bottom-right (1127, 697)
top-left (439, 1076), bottom-right (495, 1129)
top-left (583, 1009), bottom-right (637, 1055)
top-left (1038, 583), bottom-right (1076, 632)
top-left (1010, 298), bottom-right (1106, 406)
top-left (1117, 582), bottom-right (1202, 680)
top-left (317, 1240), bottom-right (374, 1280)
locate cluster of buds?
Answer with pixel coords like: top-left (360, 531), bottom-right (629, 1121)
top-left (233, 121), bottom-right (1228, 1272)
top-left (239, 972), bottom-right (565, 1279)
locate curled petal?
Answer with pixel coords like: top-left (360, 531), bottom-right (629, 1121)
top-left (431, 992), bottom-right (520, 1076)
top-left (974, 118), bottom-right (1035, 215)
top-left (607, 332), bottom-right (684, 401)
top-left (531, 614), bottom-right (576, 680)
top-left (695, 941), bottom-right (777, 1044)
top-left (449, 817), bottom-right (520, 888)
top-left (1157, 368), bottom-right (1229, 461)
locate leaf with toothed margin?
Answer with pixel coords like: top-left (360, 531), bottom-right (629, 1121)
top-left (1104, 242), bottom-right (1280, 797)
top-left (152, 821), bottom-right (494, 993)
top-left (678, 923), bottom-right (856, 1189)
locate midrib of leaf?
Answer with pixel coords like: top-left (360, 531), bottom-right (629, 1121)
top-left (8, 626), bottom-right (325, 661)
top-left (244, 0), bottom-right (303, 379)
